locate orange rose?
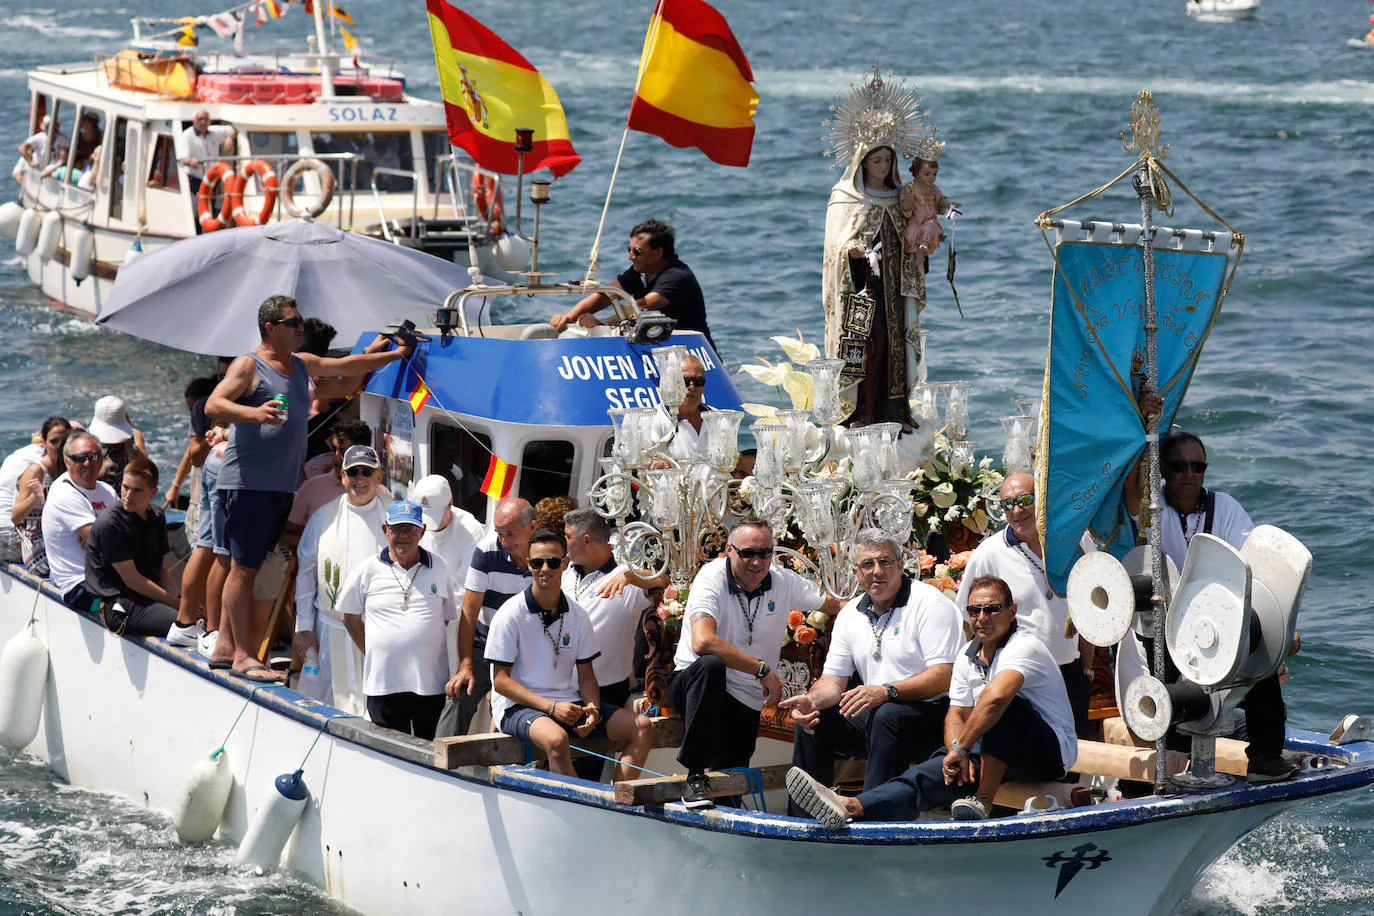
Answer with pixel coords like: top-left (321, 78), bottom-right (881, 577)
top-left (794, 626), bottom-right (817, 646)
top-left (919, 551), bottom-right (937, 571)
top-left (947, 551), bottom-right (973, 570)
top-left (934, 575), bottom-right (958, 592)
top-left (788, 610), bottom-right (805, 629)
top-left (664, 585), bottom-right (679, 600)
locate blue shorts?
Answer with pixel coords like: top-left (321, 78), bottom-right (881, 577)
top-left (221, 489), bottom-right (293, 569)
top-left (501, 702), bottom-right (621, 744)
top-left (195, 461), bottom-right (225, 552)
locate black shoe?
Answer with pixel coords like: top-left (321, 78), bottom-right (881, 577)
top-left (681, 773), bottom-right (715, 810)
top-left (1247, 753), bottom-right (1299, 784)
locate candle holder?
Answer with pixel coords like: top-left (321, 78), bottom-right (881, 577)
top-left (1001, 415), bottom-right (1035, 475)
top-left (651, 345), bottom-right (688, 414)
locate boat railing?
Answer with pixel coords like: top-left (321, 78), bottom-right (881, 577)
top-left (369, 167), bottom-right (421, 243)
top-left (443, 282), bottom-right (639, 338)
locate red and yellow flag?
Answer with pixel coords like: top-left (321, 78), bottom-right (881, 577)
top-left (627, 0), bottom-right (758, 168)
top-left (262, 0), bottom-right (285, 19)
top-left (425, 1), bottom-right (581, 177)
top-left (408, 379), bottom-right (431, 414)
top-left (480, 455), bottom-right (517, 499)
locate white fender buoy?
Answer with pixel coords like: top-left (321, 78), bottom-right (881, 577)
top-left (69, 227), bottom-right (93, 282)
top-left (34, 211), bottom-right (61, 262)
top-left (0, 626), bottom-right (50, 752)
top-left (15, 208), bottom-right (40, 255)
top-left (123, 237), bottom-right (144, 265)
top-left (235, 770), bottom-right (309, 869)
top-left (489, 233), bottom-right (531, 272)
top-left (0, 201), bottom-right (24, 238)
top-left (173, 750), bottom-right (234, 843)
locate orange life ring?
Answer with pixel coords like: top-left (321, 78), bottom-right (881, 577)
top-left (196, 161), bottom-right (235, 232)
top-left (232, 159), bottom-right (279, 227)
top-left (471, 172), bottom-right (504, 237)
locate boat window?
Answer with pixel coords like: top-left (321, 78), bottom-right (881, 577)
top-left (429, 420), bottom-right (493, 523)
top-left (108, 116), bottom-right (131, 220)
top-left (246, 130), bottom-right (299, 165)
top-left (146, 134), bottom-right (179, 191)
top-left (311, 131), bottom-right (414, 193)
top-left (70, 108), bottom-right (104, 176)
top-left (422, 130), bottom-right (452, 197)
top-left (379, 398), bottom-right (416, 500)
top-left (518, 440), bottom-right (575, 507)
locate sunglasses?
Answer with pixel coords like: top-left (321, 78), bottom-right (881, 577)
top-left (966, 603), bottom-right (1010, 618)
top-left (627, 245), bottom-right (644, 256)
top-left (731, 546), bottom-right (774, 560)
top-left (1001, 493), bottom-right (1035, 510)
top-left (856, 557), bottom-right (898, 573)
top-left (68, 451), bottom-right (102, 465)
top-left (1168, 460), bottom-right (1208, 474)
top-left (344, 466), bottom-right (375, 478)
top-left (682, 375), bottom-right (706, 388)
top-left (527, 556), bottom-right (564, 570)
top-left (272, 316), bottom-right (304, 329)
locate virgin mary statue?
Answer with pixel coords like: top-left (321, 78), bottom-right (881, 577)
top-left (822, 67), bottom-right (935, 430)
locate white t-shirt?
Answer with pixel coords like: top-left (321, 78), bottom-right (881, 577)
top-left (176, 124), bottom-right (233, 178)
top-left (956, 527), bottom-right (1087, 666)
top-left (562, 558), bottom-right (651, 686)
top-left (0, 444), bottom-right (44, 531)
top-left (824, 577), bottom-right (964, 693)
top-left (949, 627), bottom-right (1078, 771)
top-left (420, 508), bottom-right (485, 598)
top-left (1159, 487), bottom-right (1253, 570)
top-left (673, 557), bottom-right (826, 710)
top-left (40, 473), bottom-right (117, 594)
top-left (646, 405), bottom-right (711, 462)
top-left (337, 548), bottom-right (454, 697)
top-left (485, 590), bottom-right (599, 727)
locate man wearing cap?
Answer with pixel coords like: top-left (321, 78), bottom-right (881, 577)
top-left (293, 445), bottom-right (392, 706)
top-left (87, 396), bottom-right (147, 494)
top-left (281, 420), bottom-right (385, 549)
top-left (41, 431), bottom-right (118, 611)
top-left (414, 474), bottom-right (484, 673)
top-left (207, 295), bottom-right (409, 681)
top-left (337, 500), bottom-right (454, 739)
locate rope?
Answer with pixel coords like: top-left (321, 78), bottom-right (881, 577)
top-left (719, 766), bottom-right (767, 811)
top-left (211, 682), bottom-right (277, 759)
top-left (568, 742), bottom-right (668, 779)
top-left (294, 712), bottom-right (361, 772)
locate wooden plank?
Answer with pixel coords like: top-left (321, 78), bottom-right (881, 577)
top-left (614, 764), bottom-right (791, 806)
top-left (1073, 738), bottom-right (1249, 781)
top-left (433, 715), bottom-right (683, 770)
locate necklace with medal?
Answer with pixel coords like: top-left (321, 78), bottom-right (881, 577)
top-left (542, 611), bottom-right (567, 657)
top-left (387, 558), bottom-right (421, 612)
top-left (1016, 543), bottom-right (1056, 600)
top-left (868, 606), bottom-right (894, 662)
top-left (1177, 499), bottom-right (1205, 547)
top-left (736, 592), bottom-right (763, 646)
top-left (573, 568), bottom-right (606, 603)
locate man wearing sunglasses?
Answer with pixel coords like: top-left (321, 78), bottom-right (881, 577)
top-left (293, 446), bottom-right (393, 706)
top-left (780, 529), bottom-right (964, 813)
top-left (41, 430), bottom-right (118, 611)
top-left (647, 353), bottom-right (713, 467)
top-left (668, 519), bottom-right (843, 810)
top-left (954, 472), bottom-right (1094, 737)
top-left (207, 295), bottom-right (411, 682)
top-left (547, 219), bottom-right (715, 352)
top-left (787, 575), bottom-right (1076, 827)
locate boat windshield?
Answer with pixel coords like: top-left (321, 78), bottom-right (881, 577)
top-left (246, 129), bottom-right (299, 161)
top-left (311, 130), bottom-right (414, 192)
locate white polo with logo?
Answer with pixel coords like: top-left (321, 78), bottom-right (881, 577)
top-left (824, 576), bottom-right (964, 691)
top-left (485, 590), bottom-right (600, 728)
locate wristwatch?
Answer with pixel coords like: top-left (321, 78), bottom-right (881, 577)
top-left (950, 738), bottom-right (970, 757)
top-left (885, 684), bottom-right (899, 702)
top-left (754, 661), bottom-right (770, 680)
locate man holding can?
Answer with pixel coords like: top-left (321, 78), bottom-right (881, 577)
top-left (206, 295), bottom-right (410, 682)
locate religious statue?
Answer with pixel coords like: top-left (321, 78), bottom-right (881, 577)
top-left (821, 66), bottom-right (947, 430)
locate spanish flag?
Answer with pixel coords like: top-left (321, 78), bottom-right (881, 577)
top-left (408, 379), bottom-right (431, 414)
top-left (425, 1), bottom-right (581, 177)
top-left (627, 0), bottom-right (758, 168)
top-left (480, 454), bottom-right (517, 499)
top-left (261, 0), bottom-right (285, 19)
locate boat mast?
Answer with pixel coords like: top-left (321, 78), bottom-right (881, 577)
top-left (311, 0), bottom-right (336, 98)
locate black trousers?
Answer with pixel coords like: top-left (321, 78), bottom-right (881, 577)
top-left (1060, 661), bottom-right (1092, 738)
top-left (792, 698), bottom-right (948, 791)
top-left (105, 596), bottom-right (178, 638)
top-left (367, 692), bottom-right (445, 740)
top-left (666, 655), bottom-right (760, 772)
top-left (1241, 672), bottom-right (1286, 758)
top-left (456, 633), bottom-right (493, 735)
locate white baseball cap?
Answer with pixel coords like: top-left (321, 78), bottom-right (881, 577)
top-left (411, 474), bottom-right (453, 529)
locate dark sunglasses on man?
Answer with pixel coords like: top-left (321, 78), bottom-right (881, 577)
top-left (272, 316), bottom-right (304, 329)
top-left (527, 556), bottom-right (564, 570)
top-left (682, 375), bottom-right (706, 388)
top-left (731, 545), bottom-right (774, 560)
top-left (1167, 460), bottom-right (1208, 474)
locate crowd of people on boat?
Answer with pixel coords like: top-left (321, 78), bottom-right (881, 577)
top-left (0, 289), bottom-right (1297, 823)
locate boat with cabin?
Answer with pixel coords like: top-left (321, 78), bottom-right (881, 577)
top-left (0, 5), bottom-right (523, 317)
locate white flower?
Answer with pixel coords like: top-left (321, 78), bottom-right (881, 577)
top-left (770, 333), bottom-right (821, 366)
top-left (806, 610), bottom-right (829, 629)
top-left (945, 505), bottom-right (961, 521)
top-left (781, 370), bottom-right (815, 409)
top-left (741, 402), bottom-right (779, 418)
top-left (738, 476), bottom-right (759, 499)
top-left (737, 359), bottom-right (793, 387)
top-left (931, 482), bottom-right (957, 509)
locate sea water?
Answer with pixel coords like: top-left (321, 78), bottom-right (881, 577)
top-left (1, 0), bottom-right (1373, 913)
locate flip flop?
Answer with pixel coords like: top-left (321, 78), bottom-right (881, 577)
top-left (208, 659), bottom-right (232, 670)
top-left (230, 664), bottom-right (282, 683)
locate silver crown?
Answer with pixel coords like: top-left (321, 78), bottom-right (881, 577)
top-left (916, 127), bottom-right (945, 163)
top-left (824, 63), bottom-right (929, 168)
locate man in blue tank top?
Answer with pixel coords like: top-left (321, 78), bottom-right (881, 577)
top-left (206, 295), bottom-right (411, 682)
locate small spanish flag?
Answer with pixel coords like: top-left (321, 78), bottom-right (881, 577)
top-left (408, 379), bottom-right (431, 413)
top-left (480, 454), bottom-right (517, 499)
top-left (262, 0), bottom-right (285, 19)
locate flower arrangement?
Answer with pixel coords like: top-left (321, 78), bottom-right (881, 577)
top-left (905, 436), bottom-right (1004, 546)
top-left (654, 584), bottom-right (688, 627)
top-left (912, 548), bottom-right (973, 600)
top-left (783, 608), bottom-right (831, 647)
top-left (736, 331), bottom-right (820, 416)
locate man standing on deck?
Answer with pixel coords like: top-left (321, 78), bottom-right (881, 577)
top-left (205, 295), bottom-right (409, 682)
top-left (955, 472), bottom-right (1095, 737)
top-left (547, 219), bottom-right (716, 352)
top-left (177, 109), bottom-right (233, 197)
top-left (445, 497), bottom-right (536, 732)
top-left (780, 529), bottom-right (963, 812)
top-left (669, 519), bottom-right (842, 810)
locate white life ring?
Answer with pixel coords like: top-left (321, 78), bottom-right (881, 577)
top-left (280, 158), bottom-right (336, 219)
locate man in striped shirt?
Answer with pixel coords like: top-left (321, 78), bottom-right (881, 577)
top-left (445, 497), bottom-right (535, 734)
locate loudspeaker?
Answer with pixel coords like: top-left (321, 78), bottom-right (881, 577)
top-left (1066, 551), bottom-right (1135, 648)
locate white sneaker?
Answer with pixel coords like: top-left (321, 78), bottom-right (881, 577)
top-left (786, 766), bottom-right (851, 830)
top-left (950, 795), bottom-right (990, 820)
top-left (197, 629), bottom-right (218, 659)
top-left (166, 620), bottom-right (207, 648)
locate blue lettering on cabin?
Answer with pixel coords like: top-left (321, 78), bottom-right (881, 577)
top-left (327, 107), bottom-right (400, 123)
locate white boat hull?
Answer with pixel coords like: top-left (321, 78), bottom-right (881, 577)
top-left (3, 566), bottom-right (1371, 916)
top-left (1186, 0), bottom-right (1259, 21)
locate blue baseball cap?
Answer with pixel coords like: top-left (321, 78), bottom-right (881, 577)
top-left (385, 500), bottom-right (425, 528)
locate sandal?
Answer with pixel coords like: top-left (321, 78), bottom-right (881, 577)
top-left (230, 664), bottom-right (282, 683)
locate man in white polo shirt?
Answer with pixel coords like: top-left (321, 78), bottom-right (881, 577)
top-left (780, 528), bottom-right (963, 809)
top-left (41, 431), bottom-right (118, 611)
top-left (486, 529), bottom-right (654, 781)
top-left (955, 471), bottom-right (1093, 736)
top-left (338, 500), bottom-right (453, 739)
top-left (669, 518), bottom-right (842, 810)
top-left (788, 575), bottom-right (1078, 827)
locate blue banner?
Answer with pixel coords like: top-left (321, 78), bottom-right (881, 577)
top-left (358, 330), bottom-right (742, 428)
top-left (1040, 242), bottom-right (1230, 591)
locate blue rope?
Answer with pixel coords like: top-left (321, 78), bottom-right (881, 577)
top-left (719, 766), bottom-right (767, 811)
top-left (295, 712), bottom-right (361, 772)
top-left (568, 743), bottom-right (668, 779)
